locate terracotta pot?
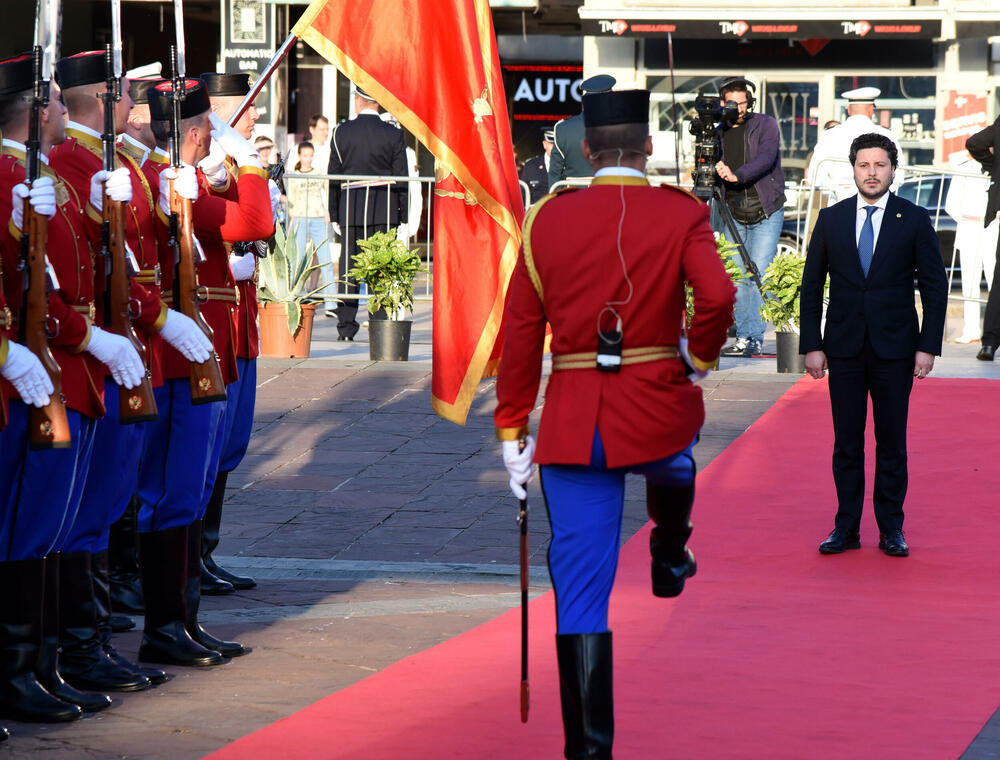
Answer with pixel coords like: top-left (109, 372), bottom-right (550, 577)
top-left (259, 302), bottom-right (317, 358)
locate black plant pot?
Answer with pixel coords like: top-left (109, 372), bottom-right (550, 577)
top-left (369, 319), bottom-right (412, 361)
top-left (775, 331), bottom-right (806, 374)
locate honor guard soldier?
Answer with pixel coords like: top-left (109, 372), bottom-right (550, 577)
top-left (547, 74), bottom-right (615, 188)
top-left (197, 71), bottom-right (274, 595)
top-left (51, 52), bottom-right (214, 692)
top-left (495, 88), bottom-right (735, 758)
top-left (807, 87), bottom-right (902, 202)
top-left (132, 78), bottom-right (270, 668)
top-left (0, 51), bottom-right (149, 722)
top-left (327, 84), bottom-right (409, 340)
top-left (519, 126), bottom-right (553, 205)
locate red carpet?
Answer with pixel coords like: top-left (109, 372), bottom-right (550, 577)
top-left (209, 377), bottom-right (1000, 759)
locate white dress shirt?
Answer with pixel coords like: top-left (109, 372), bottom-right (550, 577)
top-left (855, 192), bottom-right (890, 250)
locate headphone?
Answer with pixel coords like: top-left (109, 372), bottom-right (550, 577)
top-left (719, 77), bottom-right (756, 111)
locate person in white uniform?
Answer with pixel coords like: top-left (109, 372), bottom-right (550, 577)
top-left (944, 158), bottom-right (1000, 342)
top-left (807, 87), bottom-right (902, 202)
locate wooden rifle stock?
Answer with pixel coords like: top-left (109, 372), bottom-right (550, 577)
top-left (104, 197), bottom-right (157, 422)
top-left (23, 197), bottom-right (71, 449)
top-left (169, 180), bottom-right (226, 404)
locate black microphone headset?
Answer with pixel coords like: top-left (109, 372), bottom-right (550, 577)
top-left (719, 77), bottom-right (756, 111)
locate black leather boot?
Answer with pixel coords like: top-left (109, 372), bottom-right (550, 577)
top-left (202, 471), bottom-right (255, 592)
top-left (646, 481), bottom-right (698, 598)
top-left (137, 526), bottom-right (224, 667)
top-left (91, 551), bottom-right (167, 685)
top-left (0, 727), bottom-right (8, 741)
top-left (186, 520), bottom-right (249, 658)
top-left (556, 632), bottom-right (614, 760)
top-left (57, 551), bottom-right (151, 693)
top-left (36, 554), bottom-right (112, 713)
top-left (108, 497), bottom-right (145, 614)
top-left (0, 558), bottom-right (82, 723)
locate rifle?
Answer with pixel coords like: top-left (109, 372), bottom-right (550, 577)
top-left (165, 30), bottom-right (225, 405)
top-left (100, 30), bottom-right (157, 423)
top-left (21, 6), bottom-right (70, 450)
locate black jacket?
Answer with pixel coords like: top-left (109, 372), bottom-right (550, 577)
top-left (519, 154), bottom-right (549, 204)
top-left (327, 113), bottom-right (408, 228)
top-left (966, 116), bottom-right (1000, 229)
top-left (800, 193), bottom-right (947, 360)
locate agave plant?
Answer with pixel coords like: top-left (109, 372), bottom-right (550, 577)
top-left (257, 221), bottom-right (331, 337)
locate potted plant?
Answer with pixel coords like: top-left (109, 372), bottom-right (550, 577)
top-left (347, 229), bottom-right (426, 361)
top-left (759, 251), bottom-right (807, 374)
top-left (686, 233), bottom-right (748, 343)
top-left (257, 221), bottom-right (330, 358)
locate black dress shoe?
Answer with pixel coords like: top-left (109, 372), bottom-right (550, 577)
top-left (977, 344), bottom-right (997, 361)
top-left (109, 614), bottom-right (135, 633)
top-left (199, 565), bottom-right (235, 596)
top-left (818, 527), bottom-right (861, 554)
top-left (878, 530), bottom-right (909, 557)
top-left (651, 547), bottom-right (697, 598)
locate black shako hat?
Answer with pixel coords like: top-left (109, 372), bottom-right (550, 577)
top-left (129, 77), bottom-right (163, 105)
top-left (583, 89), bottom-right (650, 128)
top-left (56, 51), bottom-right (107, 89)
top-left (149, 79), bottom-right (211, 121)
top-left (200, 72), bottom-right (251, 98)
top-left (0, 53), bottom-right (35, 97)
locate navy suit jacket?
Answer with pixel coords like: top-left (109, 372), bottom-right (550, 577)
top-left (799, 192), bottom-right (947, 360)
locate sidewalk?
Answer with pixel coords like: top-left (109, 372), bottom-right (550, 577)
top-left (3, 301), bottom-right (995, 758)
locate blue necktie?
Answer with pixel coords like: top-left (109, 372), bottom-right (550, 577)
top-left (858, 205), bottom-right (877, 277)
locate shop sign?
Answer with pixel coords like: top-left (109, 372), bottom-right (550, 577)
top-left (581, 18), bottom-right (941, 39)
top-left (502, 64), bottom-right (584, 122)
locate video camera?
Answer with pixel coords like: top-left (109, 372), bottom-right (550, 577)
top-left (688, 93), bottom-right (741, 199)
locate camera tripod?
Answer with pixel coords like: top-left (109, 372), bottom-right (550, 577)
top-left (704, 185), bottom-right (764, 295)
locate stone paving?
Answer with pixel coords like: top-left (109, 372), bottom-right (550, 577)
top-left (3, 303), bottom-right (997, 758)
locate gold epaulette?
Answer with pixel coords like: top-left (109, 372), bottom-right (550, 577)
top-left (655, 183), bottom-right (703, 203)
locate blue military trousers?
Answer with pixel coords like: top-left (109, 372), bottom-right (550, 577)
top-left (136, 378), bottom-right (224, 533)
top-left (64, 378), bottom-right (145, 554)
top-left (218, 356), bottom-right (256, 474)
top-left (539, 429), bottom-right (696, 635)
top-left (0, 400), bottom-right (97, 561)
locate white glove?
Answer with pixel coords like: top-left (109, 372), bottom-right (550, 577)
top-left (158, 309), bottom-right (212, 363)
top-left (158, 166), bottom-right (199, 216)
top-left (229, 251), bottom-right (256, 282)
top-left (85, 326), bottom-right (145, 389)
top-left (11, 177), bottom-right (57, 231)
top-left (268, 179), bottom-right (281, 222)
top-left (208, 113), bottom-right (262, 169)
top-left (395, 223), bottom-right (408, 242)
top-left (502, 435), bottom-right (536, 500)
top-left (0, 341), bottom-right (53, 408)
top-left (198, 139), bottom-right (229, 188)
top-left (89, 168), bottom-right (133, 212)
top-left (679, 337), bottom-right (709, 382)
top-left (332, 222), bottom-right (342, 237)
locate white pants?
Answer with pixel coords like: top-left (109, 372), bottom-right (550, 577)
top-left (958, 219), bottom-right (1000, 339)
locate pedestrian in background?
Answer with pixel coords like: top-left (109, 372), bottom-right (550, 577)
top-left (964, 115), bottom-right (1000, 361)
top-left (287, 141), bottom-right (333, 289)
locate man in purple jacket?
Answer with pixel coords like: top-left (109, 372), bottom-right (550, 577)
top-left (714, 77), bottom-right (786, 357)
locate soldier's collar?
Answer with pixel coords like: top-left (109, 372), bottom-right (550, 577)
top-left (118, 134), bottom-right (150, 165)
top-left (590, 175), bottom-right (649, 187)
top-left (65, 122), bottom-right (104, 158)
top-left (1, 138), bottom-right (51, 166)
top-left (150, 146), bottom-right (170, 164)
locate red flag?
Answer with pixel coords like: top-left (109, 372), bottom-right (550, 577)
top-left (292, 0), bottom-right (524, 424)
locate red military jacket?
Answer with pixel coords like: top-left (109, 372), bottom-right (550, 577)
top-left (207, 159), bottom-right (269, 360)
top-left (51, 125), bottom-right (170, 385)
top-left (147, 148), bottom-right (271, 384)
top-left (494, 175), bottom-right (736, 468)
top-left (0, 140), bottom-right (106, 418)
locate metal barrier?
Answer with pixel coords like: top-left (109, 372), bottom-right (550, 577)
top-left (281, 171), bottom-right (436, 309)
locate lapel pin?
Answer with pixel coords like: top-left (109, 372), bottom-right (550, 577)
top-left (896, 213), bottom-right (902, 218)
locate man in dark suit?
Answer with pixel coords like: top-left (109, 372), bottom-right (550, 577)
top-left (800, 132), bottom-right (947, 558)
top-left (965, 116), bottom-right (1000, 360)
top-left (327, 85), bottom-right (408, 340)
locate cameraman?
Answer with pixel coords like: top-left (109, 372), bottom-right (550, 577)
top-left (714, 77), bottom-right (786, 357)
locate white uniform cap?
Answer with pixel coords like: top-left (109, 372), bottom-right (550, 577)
top-left (840, 86), bottom-right (880, 104)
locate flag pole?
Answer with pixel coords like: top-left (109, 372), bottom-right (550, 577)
top-left (228, 32), bottom-right (298, 127)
